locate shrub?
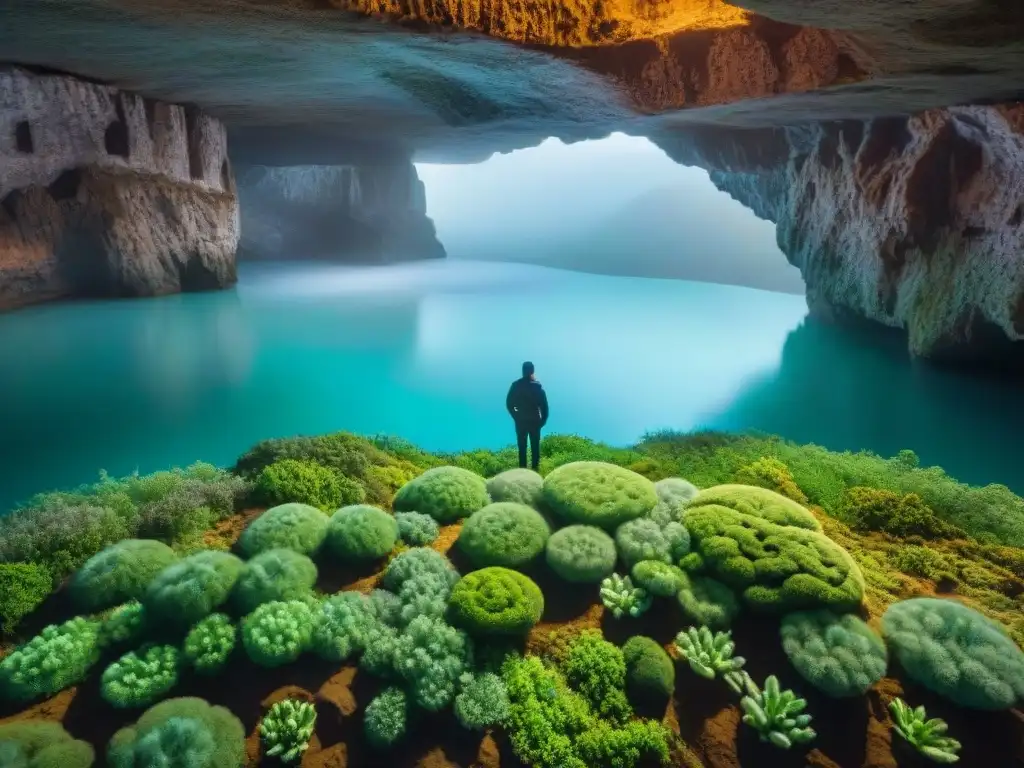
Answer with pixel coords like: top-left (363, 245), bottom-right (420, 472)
top-left (393, 573), bottom-right (452, 626)
top-left (232, 548), bottom-right (317, 614)
top-left (843, 487), bottom-right (966, 539)
top-left (575, 719), bottom-right (671, 768)
top-left (237, 503), bottom-right (329, 558)
top-left (143, 550), bottom-right (244, 629)
top-left (614, 517), bottom-right (688, 569)
top-left (0, 562), bottom-right (52, 634)
top-left (368, 588), bottom-right (403, 627)
top-left (0, 617), bottom-right (100, 702)
top-left (183, 613), bottom-right (237, 674)
top-left (242, 600), bottom-right (317, 668)
top-left (881, 598), bottom-right (1024, 709)
top-left (737, 674), bottom-right (816, 749)
top-left (395, 511), bottom-right (439, 546)
top-left (107, 697), bottom-right (245, 768)
top-left (734, 457), bottom-right (809, 505)
top-left (69, 539), bottom-right (179, 613)
top-left (133, 470), bottom-right (249, 543)
top-left (687, 484), bottom-right (821, 531)
top-left (546, 525), bottom-right (617, 583)
top-left (392, 466), bottom-right (490, 523)
top-left (654, 477), bottom-right (698, 506)
top-left (600, 574), bottom-right (652, 619)
top-left (631, 560), bottom-right (688, 598)
top-left (622, 636), bottom-right (675, 703)
top-left (674, 626), bottom-right (747, 690)
top-left (780, 610), bottom-right (888, 698)
top-left (889, 698), bottom-right (962, 764)
top-left (682, 491), bottom-right (864, 613)
top-left (393, 615), bottom-right (474, 710)
top-left (677, 576), bottom-right (741, 630)
top-left (364, 687), bottom-right (408, 749)
top-left (486, 468), bottom-right (544, 507)
top-left (542, 462), bottom-right (657, 530)
top-left (260, 699), bottom-right (316, 763)
top-left (381, 547), bottom-right (459, 594)
top-left (457, 503), bottom-right (550, 569)
top-left (101, 645), bottom-right (181, 708)
top-left (312, 592), bottom-right (376, 662)
top-left (359, 622), bottom-right (401, 679)
top-left (455, 672), bottom-right (510, 730)
top-left (99, 601), bottom-right (148, 649)
top-left (135, 502), bottom-right (215, 547)
top-left (0, 722), bottom-right (94, 768)
top-left (562, 631), bottom-right (632, 725)
top-left (0, 499), bottom-right (129, 581)
top-left (254, 458), bottom-right (362, 511)
top-left (449, 567), bottom-right (544, 635)
top-left (324, 505), bottom-right (398, 561)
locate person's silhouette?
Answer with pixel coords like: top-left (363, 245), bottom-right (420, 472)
top-left (506, 361), bottom-right (549, 471)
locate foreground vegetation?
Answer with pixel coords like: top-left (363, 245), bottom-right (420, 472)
top-left (0, 429), bottom-right (1022, 767)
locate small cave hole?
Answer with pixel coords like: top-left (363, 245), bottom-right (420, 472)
top-left (104, 120), bottom-right (130, 158)
top-left (15, 121), bottom-right (33, 153)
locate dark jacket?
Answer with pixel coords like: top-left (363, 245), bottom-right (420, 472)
top-left (506, 377), bottom-right (549, 426)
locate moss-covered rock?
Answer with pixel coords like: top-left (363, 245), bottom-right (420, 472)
top-left (393, 467), bottom-right (490, 523)
top-left (448, 567), bottom-right (544, 635)
top-left (682, 488), bottom-right (864, 613)
top-left (457, 503), bottom-right (550, 569)
top-left (542, 462), bottom-right (657, 530)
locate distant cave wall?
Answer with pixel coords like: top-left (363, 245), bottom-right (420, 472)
top-left (655, 105), bottom-right (1024, 370)
top-left (236, 162), bottom-right (446, 263)
top-left (0, 67), bottom-right (238, 310)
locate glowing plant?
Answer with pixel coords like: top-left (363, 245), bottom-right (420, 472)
top-left (260, 699), bottom-right (317, 763)
top-left (364, 687), bottom-right (408, 749)
top-left (183, 613), bottom-right (237, 674)
top-left (599, 574), bottom-right (652, 619)
top-left (545, 525), bottom-right (617, 583)
top-left (457, 502), bottom-right (550, 569)
top-left (101, 645), bottom-right (181, 709)
top-left (738, 674), bottom-right (816, 749)
top-left (242, 600), bottom-right (317, 668)
top-left (0, 617), bottom-right (101, 703)
top-left (889, 698), bottom-right (961, 764)
top-left (780, 610), bottom-right (888, 697)
top-left (542, 461), bottom-right (657, 529)
top-left (673, 626), bottom-right (746, 690)
top-left (448, 567), bottom-right (544, 635)
top-left (392, 466), bottom-right (490, 523)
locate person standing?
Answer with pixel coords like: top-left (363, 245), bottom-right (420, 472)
top-left (506, 361), bottom-right (549, 471)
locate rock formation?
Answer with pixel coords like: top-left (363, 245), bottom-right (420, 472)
top-left (0, 67), bottom-right (238, 310)
top-left (236, 162), bottom-right (445, 263)
top-left (658, 106), bottom-right (1024, 369)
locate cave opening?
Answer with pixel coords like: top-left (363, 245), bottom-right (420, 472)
top-left (14, 120), bottom-right (33, 153)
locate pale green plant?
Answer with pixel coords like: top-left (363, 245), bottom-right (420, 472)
top-left (260, 699), bottom-right (317, 763)
top-left (738, 674), bottom-right (816, 749)
top-left (890, 698), bottom-right (961, 764)
top-left (673, 626), bottom-right (746, 688)
top-left (599, 574), bottom-right (652, 619)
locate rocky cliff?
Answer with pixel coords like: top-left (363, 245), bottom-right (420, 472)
top-left (0, 67), bottom-right (238, 310)
top-left (236, 163), bottom-right (444, 262)
top-left (658, 106), bottom-right (1024, 369)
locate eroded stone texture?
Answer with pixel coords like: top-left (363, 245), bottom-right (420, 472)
top-left (0, 68), bottom-right (238, 310)
top-left (660, 107), bottom-right (1024, 366)
top-left (236, 164), bottom-right (445, 262)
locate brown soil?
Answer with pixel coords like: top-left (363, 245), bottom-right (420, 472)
top-left (2, 508), bottom-right (1022, 767)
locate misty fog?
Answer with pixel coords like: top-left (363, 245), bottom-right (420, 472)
top-left (417, 133), bottom-right (805, 294)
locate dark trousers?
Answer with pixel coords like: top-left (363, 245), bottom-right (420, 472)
top-left (515, 422), bottom-right (541, 470)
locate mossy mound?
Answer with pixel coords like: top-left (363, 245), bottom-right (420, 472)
top-left (687, 484), bottom-right (822, 532)
top-left (486, 468), bottom-right (544, 507)
top-left (69, 539), bottom-right (178, 613)
top-left (457, 502), bottom-right (550, 569)
top-left (881, 598), bottom-right (1024, 710)
top-left (542, 461), bottom-right (657, 530)
top-left (324, 504), bottom-right (399, 561)
top-left (0, 721), bottom-right (94, 768)
top-left (654, 477), bottom-right (698, 506)
top-left (392, 466), bottom-right (490, 523)
top-left (683, 489), bottom-right (864, 613)
top-left (448, 567), bottom-right (544, 635)
top-left (781, 610), bottom-right (888, 698)
top-left (545, 525), bottom-right (618, 583)
top-left (237, 503), bottom-right (329, 558)
top-left (621, 636), bottom-right (675, 704)
top-left (676, 575), bottom-right (740, 630)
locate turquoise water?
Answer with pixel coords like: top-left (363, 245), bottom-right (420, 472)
top-left (1, 260), bottom-right (1022, 512)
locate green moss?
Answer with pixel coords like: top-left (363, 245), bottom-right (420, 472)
top-left (780, 610), bottom-right (887, 698)
top-left (254, 458), bottom-right (363, 511)
top-left (457, 503), bottom-right (550, 569)
top-left (843, 486), bottom-right (967, 539)
top-left (734, 457), bottom-right (809, 505)
top-left (449, 567), bottom-right (544, 635)
top-left (687, 484), bottom-right (821, 532)
top-left (69, 539), bottom-right (178, 614)
top-left (0, 562), bottom-right (52, 635)
top-left (143, 551), bottom-right (244, 629)
top-left (486, 468), bottom-right (544, 507)
top-left (0, 722), bottom-right (94, 768)
top-left (676, 575), bottom-right (740, 630)
top-left (621, 636), bottom-right (674, 703)
top-left (324, 505), bottom-right (399, 561)
top-left (395, 511), bottom-right (439, 546)
top-left (542, 462), bottom-right (658, 530)
top-left (392, 466), bottom-right (490, 523)
top-left (631, 560), bottom-right (688, 598)
top-left (237, 503), bottom-right (329, 558)
top-left (231, 549), bottom-right (317, 614)
top-left (0, 618), bottom-right (101, 703)
top-left (546, 525), bottom-right (617, 583)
